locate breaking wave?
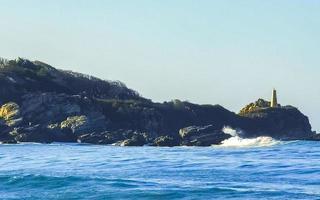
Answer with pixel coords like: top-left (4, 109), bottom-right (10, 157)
top-left (219, 126), bottom-right (280, 148)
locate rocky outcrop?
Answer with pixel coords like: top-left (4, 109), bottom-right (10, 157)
top-left (179, 125), bottom-right (232, 146)
top-left (238, 100), bottom-right (313, 140)
top-left (77, 130), bottom-right (149, 146)
top-left (0, 58), bottom-right (318, 146)
top-left (239, 99), bottom-right (271, 115)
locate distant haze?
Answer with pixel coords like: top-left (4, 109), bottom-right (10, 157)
top-left (0, 0), bottom-right (319, 131)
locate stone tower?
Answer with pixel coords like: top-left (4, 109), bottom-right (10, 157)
top-left (271, 88), bottom-right (278, 108)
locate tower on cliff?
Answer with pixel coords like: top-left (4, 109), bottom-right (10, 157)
top-left (271, 88), bottom-right (278, 108)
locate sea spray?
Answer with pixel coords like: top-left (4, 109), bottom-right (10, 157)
top-left (219, 126), bottom-right (280, 147)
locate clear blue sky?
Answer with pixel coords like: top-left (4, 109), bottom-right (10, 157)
top-left (0, 0), bottom-right (319, 131)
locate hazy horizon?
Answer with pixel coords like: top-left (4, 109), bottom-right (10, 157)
top-left (0, 0), bottom-right (319, 131)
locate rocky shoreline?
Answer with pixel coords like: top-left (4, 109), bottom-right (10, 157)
top-left (0, 58), bottom-right (319, 146)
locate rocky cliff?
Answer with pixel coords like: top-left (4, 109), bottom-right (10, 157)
top-left (238, 99), bottom-right (313, 140)
top-left (0, 58), bottom-right (318, 145)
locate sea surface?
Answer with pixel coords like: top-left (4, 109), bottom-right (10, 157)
top-left (0, 140), bottom-right (319, 200)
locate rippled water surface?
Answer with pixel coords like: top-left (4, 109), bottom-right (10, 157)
top-left (0, 141), bottom-right (319, 199)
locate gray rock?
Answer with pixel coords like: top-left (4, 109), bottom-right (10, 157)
top-left (77, 130), bottom-right (148, 146)
top-left (179, 125), bottom-right (231, 146)
top-left (10, 125), bottom-right (52, 143)
top-left (152, 136), bottom-right (178, 147)
top-left (20, 93), bottom-right (82, 124)
top-left (119, 134), bottom-right (146, 146)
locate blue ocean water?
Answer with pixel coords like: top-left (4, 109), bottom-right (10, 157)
top-left (0, 141), bottom-right (319, 200)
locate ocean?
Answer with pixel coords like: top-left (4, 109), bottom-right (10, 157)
top-left (0, 140), bottom-right (319, 200)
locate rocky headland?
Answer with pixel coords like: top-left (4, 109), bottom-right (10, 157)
top-left (0, 58), bottom-right (318, 146)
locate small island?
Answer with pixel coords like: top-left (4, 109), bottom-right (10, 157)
top-left (0, 58), bottom-right (319, 146)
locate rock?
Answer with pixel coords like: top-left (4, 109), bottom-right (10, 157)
top-left (77, 130), bottom-right (148, 146)
top-left (47, 123), bottom-right (76, 142)
top-left (238, 101), bottom-right (313, 139)
top-left (77, 130), bottom-right (128, 144)
top-left (61, 115), bottom-right (87, 133)
top-left (77, 130), bottom-right (125, 145)
top-left (239, 99), bottom-right (271, 115)
top-left (0, 140), bottom-right (17, 144)
top-left (10, 125), bottom-right (53, 143)
top-left (119, 134), bottom-right (146, 146)
top-left (20, 93), bottom-right (82, 124)
top-left (0, 120), bottom-right (16, 143)
top-left (77, 132), bottom-right (106, 144)
top-left (19, 93), bottom-right (108, 134)
top-left (305, 133), bottom-right (320, 141)
top-left (238, 98), bottom-right (283, 116)
top-left (152, 136), bottom-right (178, 147)
top-left (0, 118), bottom-right (5, 127)
top-left (179, 125), bottom-right (231, 146)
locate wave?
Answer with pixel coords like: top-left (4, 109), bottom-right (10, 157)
top-left (218, 126), bottom-right (280, 148)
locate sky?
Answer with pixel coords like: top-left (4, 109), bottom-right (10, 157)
top-left (0, 0), bottom-right (319, 131)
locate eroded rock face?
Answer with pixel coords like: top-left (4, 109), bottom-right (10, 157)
top-left (0, 92), bottom-right (109, 143)
top-left (179, 125), bottom-right (231, 146)
top-left (20, 93), bottom-right (82, 125)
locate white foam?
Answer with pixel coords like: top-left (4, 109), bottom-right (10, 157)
top-left (222, 126), bottom-right (238, 137)
top-left (219, 126), bottom-right (280, 148)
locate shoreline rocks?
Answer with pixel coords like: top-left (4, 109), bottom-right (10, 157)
top-left (179, 125), bottom-right (232, 146)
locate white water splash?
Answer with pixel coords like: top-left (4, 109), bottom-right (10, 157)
top-left (219, 126), bottom-right (280, 148)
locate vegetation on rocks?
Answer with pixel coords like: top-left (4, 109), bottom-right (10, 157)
top-left (0, 102), bottom-right (22, 126)
top-left (60, 115), bottom-right (87, 132)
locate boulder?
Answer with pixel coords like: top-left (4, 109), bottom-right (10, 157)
top-left (77, 132), bottom-right (106, 144)
top-left (152, 136), bottom-right (179, 147)
top-left (77, 130), bottom-right (129, 145)
top-left (119, 134), bottom-right (146, 146)
top-left (179, 125), bottom-right (231, 146)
